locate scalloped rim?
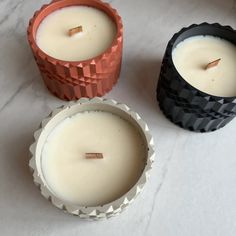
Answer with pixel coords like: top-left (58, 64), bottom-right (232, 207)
top-left (27, 0), bottom-right (123, 66)
top-left (164, 22), bottom-right (236, 101)
top-left (29, 97), bottom-right (155, 219)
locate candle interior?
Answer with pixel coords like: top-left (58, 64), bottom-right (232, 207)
top-left (41, 111), bottom-right (147, 206)
top-left (172, 35), bottom-right (236, 97)
top-left (36, 6), bottom-right (117, 61)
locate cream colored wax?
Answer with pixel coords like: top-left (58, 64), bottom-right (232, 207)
top-left (42, 111), bottom-right (146, 206)
top-left (172, 36), bottom-right (236, 97)
top-left (36, 6), bottom-right (116, 61)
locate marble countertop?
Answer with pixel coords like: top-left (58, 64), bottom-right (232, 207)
top-left (0, 0), bottom-right (236, 235)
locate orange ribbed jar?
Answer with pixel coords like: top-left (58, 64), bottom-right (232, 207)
top-left (27, 0), bottom-right (123, 100)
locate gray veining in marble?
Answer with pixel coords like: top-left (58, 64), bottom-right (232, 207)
top-left (0, 0), bottom-right (236, 236)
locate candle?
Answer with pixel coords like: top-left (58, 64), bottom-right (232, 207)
top-left (41, 111), bottom-right (146, 206)
top-left (36, 6), bottom-right (117, 61)
top-left (157, 23), bottom-right (236, 132)
top-left (30, 98), bottom-right (154, 218)
top-left (27, 0), bottom-right (123, 100)
top-left (172, 35), bottom-right (236, 97)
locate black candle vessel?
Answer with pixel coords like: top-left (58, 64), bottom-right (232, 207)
top-left (157, 23), bottom-right (236, 132)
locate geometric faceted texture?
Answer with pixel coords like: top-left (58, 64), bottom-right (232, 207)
top-left (29, 97), bottom-right (155, 219)
top-left (158, 84), bottom-right (236, 119)
top-left (157, 23), bottom-right (236, 132)
top-left (27, 0), bottom-right (123, 100)
top-left (158, 92), bottom-right (234, 132)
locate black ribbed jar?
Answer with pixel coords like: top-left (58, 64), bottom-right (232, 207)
top-left (157, 23), bottom-right (236, 132)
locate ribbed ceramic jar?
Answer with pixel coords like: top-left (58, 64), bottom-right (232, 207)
top-left (157, 23), bottom-right (236, 132)
top-left (29, 97), bottom-right (155, 219)
top-left (27, 0), bottom-right (123, 100)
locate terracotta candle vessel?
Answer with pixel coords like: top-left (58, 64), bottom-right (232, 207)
top-left (28, 0), bottom-right (123, 100)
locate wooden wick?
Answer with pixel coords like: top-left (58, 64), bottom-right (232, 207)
top-left (205, 58), bottom-right (221, 70)
top-left (68, 26), bottom-right (83, 36)
top-left (85, 153), bottom-right (104, 159)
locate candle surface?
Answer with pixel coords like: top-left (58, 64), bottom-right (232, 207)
top-left (41, 111), bottom-right (146, 206)
top-left (172, 36), bottom-right (236, 97)
top-left (36, 6), bottom-right (116, 61)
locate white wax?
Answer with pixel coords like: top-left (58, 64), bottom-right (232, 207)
top-left (36, 6), bottom-right (116, 61)
top-left (41, 111), bottom-right (146, 206)
top-left (172, 35), bottom-right (236, 97)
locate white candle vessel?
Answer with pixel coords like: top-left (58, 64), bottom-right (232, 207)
top-left (29, 98), bottom-right (155, 219)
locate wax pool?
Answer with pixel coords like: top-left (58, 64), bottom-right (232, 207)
top-left (172, 35), bottom-right (236, 97)
top-left (36, 6), bottom-right (117, 61)
top-left (41, 111), bottom-right (146, 206)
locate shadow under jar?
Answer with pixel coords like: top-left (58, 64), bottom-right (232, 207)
top-left (157, 23), bottom-right (236, 132)
top-left (27, 0), bottom-right (123, 100)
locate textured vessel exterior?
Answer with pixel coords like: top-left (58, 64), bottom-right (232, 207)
top-left (29, 97), bottom-right (155, 219)
top-left (157, 23), bottom-right (236, 132)
top-left (27, 0), bottom-right (123, 100)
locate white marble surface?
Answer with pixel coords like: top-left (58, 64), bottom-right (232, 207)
top-left (0, 0), bottom-right (236, 235)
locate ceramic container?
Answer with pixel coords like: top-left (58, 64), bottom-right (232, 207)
top-left (27, 0), bottom-right (123, 100)
top-left (29, 97), bottom-right (155, 219)
top-left (157, 23), bottom-right (236, 132)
